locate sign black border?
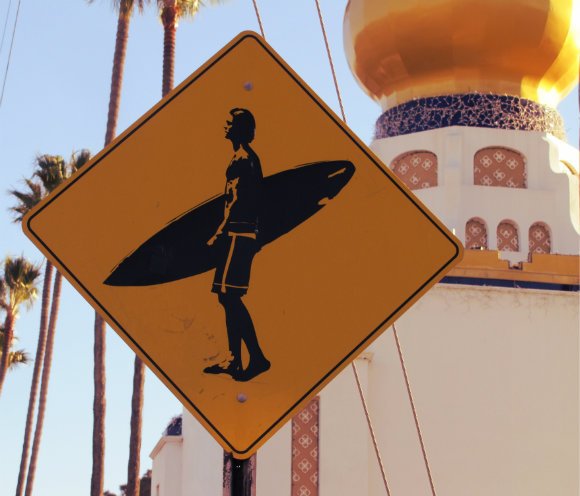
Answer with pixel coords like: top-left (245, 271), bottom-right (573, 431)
top-left (26, 32), bottom-right (461, 456)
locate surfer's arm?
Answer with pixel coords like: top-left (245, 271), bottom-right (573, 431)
top-left (207, 217), bottom-right (227, 246)
top-left (208, 178), bottom-right (239, 246)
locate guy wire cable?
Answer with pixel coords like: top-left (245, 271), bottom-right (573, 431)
top-left (313, 0), bottom-right (393, 493)
top-left (352, 359), bottom-right (392, 496)
top-left (248, 2), bottom-right (438, 495)
top-left (250, 0), bottom-right (265, 39)
top-left (313, 2), bottom-right (439, 493)
top-left (393, 323), bottom-right (437, 496)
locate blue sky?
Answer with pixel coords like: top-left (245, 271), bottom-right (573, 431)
top-left (0, 1), bottom-right (577, 495)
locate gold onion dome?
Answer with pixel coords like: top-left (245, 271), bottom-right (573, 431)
top-left (344, 0), bottom-right (579, 109)
top-left (343, 0), bottom-right (579, 139)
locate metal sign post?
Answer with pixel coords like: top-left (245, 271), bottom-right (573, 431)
top-left (224, 453), bottom-right (254, 495)
top-left (231, 457), bottom-right (252, 496)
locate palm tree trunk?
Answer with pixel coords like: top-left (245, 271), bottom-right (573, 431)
top-left (92, 7), bottom-right (132, 496)
top-left (126, 8), bottom-right (177, 492)
top-left (23, 271), bottom-right (62, 496)
top-left (91, 315), bottom-right (107, 496)
top-left (0, 311), bottom-right (16, 395)
top-left (15, 261), bottom-right (54, 496)
top-left (161, 6), bottom-right (176, 97)
top-left (105, 8), bottom-right (131, 146)
top-left (125, 355), bottom-right (145, 496)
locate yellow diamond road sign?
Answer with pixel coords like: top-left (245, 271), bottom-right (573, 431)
top-left (23, 32), bottom-right (463, 458)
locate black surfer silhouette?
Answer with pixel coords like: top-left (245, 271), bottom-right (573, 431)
top-left (203, 108), bottom-right (270, 382)
top-left (104, 108), bottom-right (356, 384)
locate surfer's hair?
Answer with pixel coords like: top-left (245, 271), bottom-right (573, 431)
top-left (230, 108), bottom-right (255, 143)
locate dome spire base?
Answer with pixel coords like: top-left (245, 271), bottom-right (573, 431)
top-left (375, 94), bottom-right (565, 140)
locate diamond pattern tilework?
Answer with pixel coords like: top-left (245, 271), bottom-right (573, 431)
top-left (474, 148), bottom-right (526, 188)
top-left (465, 218), bottom-right (488, 249)
top-left (292, 397), bottom-right (319, 496)
top-left (390, 151), bottom-right (438, 190)
top-left (497, 221), bottom-right (519, 251)
top-left (529, 223), bottom-right (551, 254)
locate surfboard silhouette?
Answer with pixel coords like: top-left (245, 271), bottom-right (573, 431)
top-left (104, 160), bottom-right (355, 287)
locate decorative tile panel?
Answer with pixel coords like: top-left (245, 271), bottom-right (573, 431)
top-left (529, 223), bottom-right (551, 254)
top-left (474, 147), bottom-right (526, 188)
top-left (292, 397), bottom-right (320, 496)
top-left (465, 218), bottom-right (488, 249)
top-left (497, 221), bottom-right (519, 252)
top-left (390, 151), bottom-right (438, 190)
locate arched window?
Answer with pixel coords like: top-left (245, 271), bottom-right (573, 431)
top-left (465, 218), bottom-right (488, 249)
top-left (390, 151), bottom-right (438, 190)
top-left (529, 223), bottom-right (551, 255)
top-left (474, 147), bottom-right (526, 188)
top-left (497, 220), bottom-right (519, 251)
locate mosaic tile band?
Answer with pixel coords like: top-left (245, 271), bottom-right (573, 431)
top-left (375, 94), bottom-right (565, 139)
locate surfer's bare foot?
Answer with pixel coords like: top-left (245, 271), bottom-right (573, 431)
top-left (235, 359), bottom-right (271, 382)
top-left (203, 361), bottom-right (241, 378)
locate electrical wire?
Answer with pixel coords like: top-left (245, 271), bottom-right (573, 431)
top-left (0, 0), bottom-right (22, 109)
top-left (0, 0), bottom-right (13, 57)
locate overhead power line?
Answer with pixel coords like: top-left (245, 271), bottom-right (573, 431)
top-left (0, 0), bottom-right (22, 110)
top-left (0, 0), bottom-right (13, 57)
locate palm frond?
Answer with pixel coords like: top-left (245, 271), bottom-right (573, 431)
top-left (110, 0), bottom-right (150, 15)
top-left (7, 348), bottom-right (30, 369)
top-left (177, 0), bottom-right (201, 18)
top-left (33, 154), bottom-right (68, 194)
top-left (0, 279), bottom-right (6, 311)
top-left (0, 326), bottom-right (29, 369)
top-left (87, 0), bottom-right (149, 13)
top-left (157, 0), bottom-right (222, 20)
top-left (69, 149), bottom-right (92, 175)
top-left (8, 178), bottom-right (44, 223)
top-left (3, 256), bottom-right (41, 311)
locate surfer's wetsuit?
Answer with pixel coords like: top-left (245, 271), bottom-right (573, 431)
top-left (211, 145), bottom-right (263, 295)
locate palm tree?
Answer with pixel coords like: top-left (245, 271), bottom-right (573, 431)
top-left (9, 175), bottom-right (53, 496)
top-left (0, 257), bottom-right (40, 396)
top-left (22, 150), bottom-right (91, 496)
top-left (9, 179), bottom-right (43, 223)
top-left (0, 328), bottom-right (31, 370)
top-left (158, 1), bottom-right (222, 95)
top-left (158, 0), bottom-right (200, 95)
top-left (87, 2), bottom-right (147, 494)
top-left (89, 0), bottom-right (149, 146)
top-left (126, 355), bottom-right (145, 496)
top-left (32, 155), bottom-right (68, 193)
top-left (23, 260), bottom-right (62, 496)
